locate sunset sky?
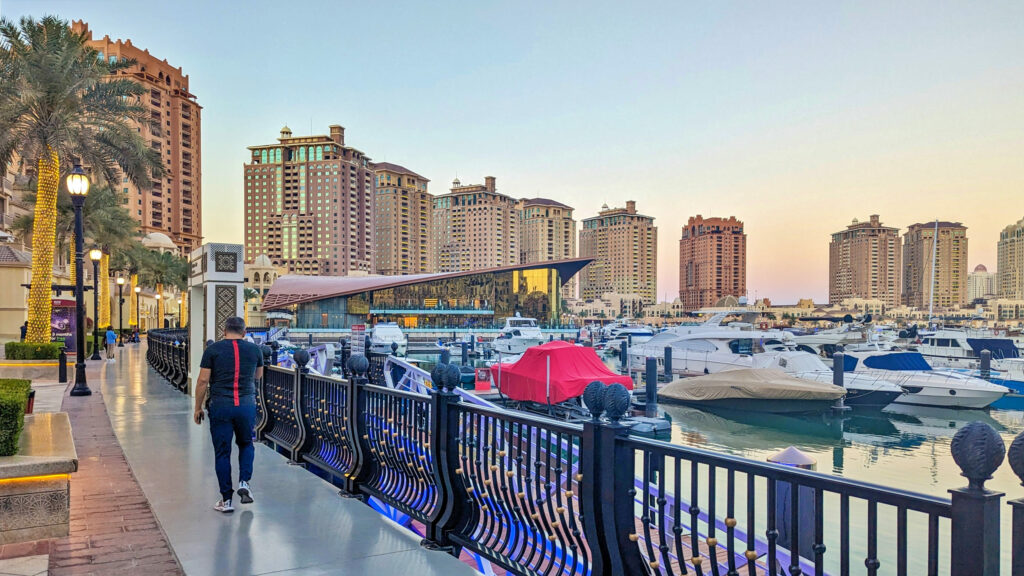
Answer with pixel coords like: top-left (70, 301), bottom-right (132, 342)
top-left (5, 0), bottom-right (1023, 303)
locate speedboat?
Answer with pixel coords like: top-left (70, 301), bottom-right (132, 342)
top-left (843, 351), bottom-right (1009, 409)
top-left (658, 369), bottom-right (846, 413)
top-left (492, 316), bottom-right (545, 355)
top-left (369, 322), bottom-right (408, 355)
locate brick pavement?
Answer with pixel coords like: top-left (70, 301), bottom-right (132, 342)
top-left (48, 383), bottom-right (183, 576)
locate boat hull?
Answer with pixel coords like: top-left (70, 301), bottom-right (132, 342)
top-left (659, 396), bottom-right (838, 413)
top-left (841, 389), bottom-right (904, 408)
top-left (893, 386), bottom-right (1006, 409)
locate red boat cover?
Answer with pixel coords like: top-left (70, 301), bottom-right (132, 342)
top-left (495, 341), bottom-right (634, 404)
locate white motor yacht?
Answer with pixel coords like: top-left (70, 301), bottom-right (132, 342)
top-left (915, 328), bottom-right (1024, 393)
top-left (369, 322), bottom-right (408, 355)
top-left (492, 316), bottom-right (545, 355)
top-left (842, 351), bottom-right (1008, 409)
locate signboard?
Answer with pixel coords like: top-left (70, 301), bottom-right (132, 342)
top-left (351, 324), bottom-right (366, 356)
top-left (51, 298), bottom-right (77, 353)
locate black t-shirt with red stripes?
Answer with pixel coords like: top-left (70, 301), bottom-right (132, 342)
top-left (200, 338), bottom-right (264, 402)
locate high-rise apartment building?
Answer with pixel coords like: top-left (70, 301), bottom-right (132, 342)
top-left (967, 264), bottom-right (997, 303)
top-left (579, 201), bottom-right (657, 304)
top-left (374, 163), bottom-right (433, 275)
top-left (432, 177), bottom-right (518, 272)
top-left (997, 217), bottom-right (1024, 299)
top-left (901, 221), bottom-right (968, 310)
top-left (678, 215), bottom-right (747, 310)
top-left (243, 125), bottom-right (374, 275)
top-left (518, 197), bottom-right (577, 296)
top-left (72, 21), bottom-right (202, 254)
top-left (828, 215), bottom-right (901, 308)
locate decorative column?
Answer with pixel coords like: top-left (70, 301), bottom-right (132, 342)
top-left (949, 421), bottom-right (1005, 576)
top-left (187, 244), bottom-right (244, 396)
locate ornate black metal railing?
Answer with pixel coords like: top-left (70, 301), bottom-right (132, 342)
top-left (147, 336), bottom-right (1024, 576)
top-left (146, 329), bottom-right (189, 393)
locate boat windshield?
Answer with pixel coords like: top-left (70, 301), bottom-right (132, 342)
top-left (508, 319), bottom-right (538, 328)
top-left (727, 339), bottom-right (765, 355)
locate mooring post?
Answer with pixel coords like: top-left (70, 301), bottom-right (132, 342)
top-left (663, 346), bottom-right (672, 380)
top-left (645, 357), bottom-right (658, 417)
top-left (980, 349), bottom-right (992, 380)
top-left (619, 340), bottom-right (628, 373)
top-left (461, 341), bottom-right (468, 366)
top-left (949, 422), bottom-right (1005, 576)
top-left (832, 351), bottom-right (850, 412)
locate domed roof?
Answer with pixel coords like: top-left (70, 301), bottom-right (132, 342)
top-left (252, 254), bottom-right (274, 267)
top-left (142, 232), bottom-right (176, 250)
top-left (974, 264), bottom-right (988, 273)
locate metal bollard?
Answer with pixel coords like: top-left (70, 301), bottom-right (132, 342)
top-left (619, 340), bottom-right (627, 370)
top-left (58, 347), bottom-right (68, 384)
top-left (663, 346), bottom-right (673, 380)
top-left (308, 333), bottom-right (313, 346)
top-left (980, 349), bottom-right (991, 380)
top-left (645, 357), bottom-right (658, 417)
top-left (461, 341), bottom-right (468, 366)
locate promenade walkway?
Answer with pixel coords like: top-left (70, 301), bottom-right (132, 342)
top-left (47, 344), bottom-right (477, 576)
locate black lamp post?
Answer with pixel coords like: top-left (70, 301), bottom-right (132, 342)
top-left (134, 286), bottom-right (141, 339)
top-left (116, 277), bottom-right (126, 347)
top-left (68, 165), bottom-right (92, 396)
top-left (88, 248), bottom-right (103, 361)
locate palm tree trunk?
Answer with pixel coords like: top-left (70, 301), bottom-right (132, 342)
top-left (99, 253), bottom-right (111, 327)
top-left (129, 274), bottom-right (138, 327)
top-left (156, 283), bottom-right (164, 328)
top-left (68, 232), bottom-right (75, 286)
top-left (180, 290), bottom-right (188, 327)
top-left (26, 149), bottom-right (59, 344)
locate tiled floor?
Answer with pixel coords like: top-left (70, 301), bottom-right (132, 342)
top-left (95, 344), bottom-right (478, 576)
top-left (0, 554), bottom-right (47, 576)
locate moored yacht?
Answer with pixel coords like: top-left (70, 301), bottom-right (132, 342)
top-left (915, 328), bottom-right (1024, 393)
top-left (842, 351), bottom-right (1009, 409)
top-left (492, 316), bottom-right (545, 355)
top-left (630, 327), bottom-right (904, 407)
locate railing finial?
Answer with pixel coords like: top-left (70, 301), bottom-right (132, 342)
top-left (293, 348), bottom-right (311, 369)
top-left (603, 383), bottom-right (631, 423)
top-left (950, 421), bottom-right (1006, 491)
top-left (443, 363), bottom-right (461, 393)
top-left (583, 381), bottom-right (606, 420)
top-left (1008, 431), bottom-right (1024, 487)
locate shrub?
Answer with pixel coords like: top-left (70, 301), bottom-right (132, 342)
top-left (4, 342), bottom-right (63, 360)
top-left (0, 379), bottom-right (31, 456)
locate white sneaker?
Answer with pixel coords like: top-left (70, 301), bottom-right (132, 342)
top-left (213, 499), bottom-right (234, 513)
top-left (237, 481), bottom-right (253, 504)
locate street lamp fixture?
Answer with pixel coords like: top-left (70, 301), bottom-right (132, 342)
top-left (88, 249), bottom-right (103, 361)
top-left (68, 165), bottom-right (91, 397)
top-left (116, 277), bottom-right (126, 347)
top-left (134, 286), bottom-right (141, 339)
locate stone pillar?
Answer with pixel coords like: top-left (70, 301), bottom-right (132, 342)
top-left (187, 243), bottom-right (244, 396)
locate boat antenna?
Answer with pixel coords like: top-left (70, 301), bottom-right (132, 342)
top-left (928, 218), bottom-right (938, 325)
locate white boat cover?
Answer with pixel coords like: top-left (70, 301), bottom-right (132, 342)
top-left (658, 369), bottom-right (845, 403)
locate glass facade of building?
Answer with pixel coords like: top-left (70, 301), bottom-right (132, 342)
top-left (290, 266), bottom-right (564, 329)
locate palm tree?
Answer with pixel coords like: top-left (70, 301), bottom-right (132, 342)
top-left (0, 16), bottom-right (161, 343)
top-left (137, 250), bottom-right (189, 328)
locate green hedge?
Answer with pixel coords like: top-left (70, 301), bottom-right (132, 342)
top-left (5, 342), bottom-right (63, 360)
top-left (0, 379), bottom-right (30, 457)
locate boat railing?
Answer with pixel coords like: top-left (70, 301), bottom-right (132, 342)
top-left (175, 350), bottom-right (1024, 576)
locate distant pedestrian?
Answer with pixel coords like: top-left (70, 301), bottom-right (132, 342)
top-left (19, 321), bottom-right (27, 342)
top-left (105, 327), bottom-right (117, 361)
top-left (193, 316), bottom-right (264, 513)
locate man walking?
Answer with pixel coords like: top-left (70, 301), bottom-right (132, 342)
top-left (193, 317), bottom-right (264, 513)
